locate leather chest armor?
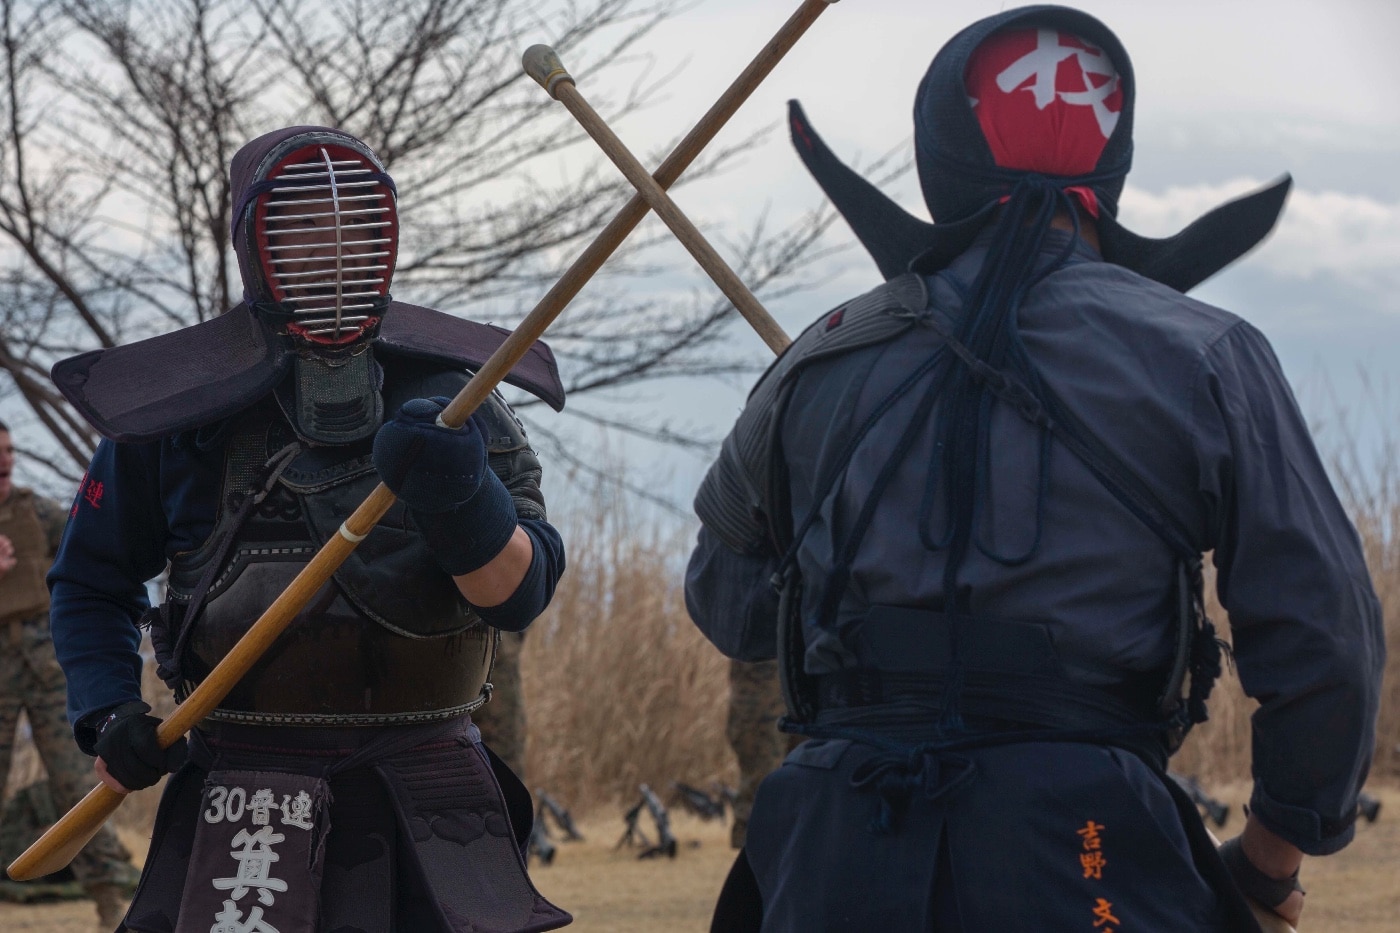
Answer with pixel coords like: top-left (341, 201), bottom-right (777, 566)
top-left (164, 382), bottom-right (513, 725)
top-left (0, 489), bottom-right (53, 621)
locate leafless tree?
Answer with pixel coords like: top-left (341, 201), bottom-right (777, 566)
top-left (0, 0), bottom-right (843, 501)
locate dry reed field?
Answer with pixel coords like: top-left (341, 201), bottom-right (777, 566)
top-left (2, 461), bottom-right (1398, 930)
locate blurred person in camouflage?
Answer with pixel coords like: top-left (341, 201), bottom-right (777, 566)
top-left (725, 659), bottom-right (787, 848)
top-left (0, 420), bottom-right (135, 930)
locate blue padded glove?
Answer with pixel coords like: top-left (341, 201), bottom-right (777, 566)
top-left (373, 397), bottom-right (518, 574)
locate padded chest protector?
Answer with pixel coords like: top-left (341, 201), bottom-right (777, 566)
top-left (167, 370), bottom-right (529, 725)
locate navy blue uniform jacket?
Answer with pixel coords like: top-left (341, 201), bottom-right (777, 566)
top-left (687, 233), bottom-right (1384, 856)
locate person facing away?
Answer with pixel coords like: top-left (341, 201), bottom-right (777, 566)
top-left (0, 421), bottom-right (136, 930)
top-left (46, 126), bottom-right (572, 933)
top-left (686, 6), bottom-right (1384, 932)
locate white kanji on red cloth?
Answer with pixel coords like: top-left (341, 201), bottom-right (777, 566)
top-left (211, 825), bottom-right (289, 907)
top-left (993, 28), bottom-right (1120, 138)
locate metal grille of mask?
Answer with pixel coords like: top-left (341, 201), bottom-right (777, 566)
top-left (255, 144), bottom-right (397, 342)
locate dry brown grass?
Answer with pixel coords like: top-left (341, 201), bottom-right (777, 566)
top-left (521, 478), bottom-right (736, 813)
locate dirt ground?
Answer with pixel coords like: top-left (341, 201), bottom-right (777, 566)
top-left (3, 784), bottom-right (1396, 932)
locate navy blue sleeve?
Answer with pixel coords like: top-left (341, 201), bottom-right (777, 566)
top-left (1194, 322), bottom-right (1385, 855)
top-left (684, 525), bottom-right (780, 661)
top-left (470, 517), bottom-right (565, 632)
top-left (48, 439), bottom-right (170, 749)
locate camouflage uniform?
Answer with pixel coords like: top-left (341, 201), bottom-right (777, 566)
top-left (473, 630), bottom-right (528, 782)
top-left (725, 658), bottom-right (788, 848)
top-left (0, 489), bottom-right (134, 927)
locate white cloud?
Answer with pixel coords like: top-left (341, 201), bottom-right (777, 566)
top-left (1119, 180), bottom-right (1400, 290)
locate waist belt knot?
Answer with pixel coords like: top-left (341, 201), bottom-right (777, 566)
top-left (849, 745), bottom-right (977, 835)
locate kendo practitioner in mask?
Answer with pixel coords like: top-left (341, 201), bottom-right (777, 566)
top-left (46, 126), bottom-right (572, 933)
top-left (687, 6), bottom-right (1384, 931)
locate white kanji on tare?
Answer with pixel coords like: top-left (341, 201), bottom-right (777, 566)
top-left (210, 899), bottom-right (281, 933)
top-left (993, 28), bottom-right (1120, 137)
top-left (212, 825), bottom-right (289, 906)
top-left (248, 788), bottom-right (277, 826)
top-left (279, 790), bottom-right (315, 830)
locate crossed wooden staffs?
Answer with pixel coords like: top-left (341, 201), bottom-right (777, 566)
top-left (8, 4), bottom-right (1297, 931)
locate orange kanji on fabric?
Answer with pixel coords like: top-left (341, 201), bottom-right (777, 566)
top-left (1080, 850), bottom-right (1107, 880)
top-left (1092, 897), bottom-right (1120, 928)
top-left (1077, 819), bottom-right (1104, 851)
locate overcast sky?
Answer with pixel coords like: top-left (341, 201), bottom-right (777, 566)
top-left (8, 1), bottom-right (1395, 516)
top-left (533, 0), bottom-right (1400, 513)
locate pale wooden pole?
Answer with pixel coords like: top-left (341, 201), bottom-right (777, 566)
top-left (524, 45), bottom-right (793, 356)
top-left (7, 0), bottom-right (841, 883)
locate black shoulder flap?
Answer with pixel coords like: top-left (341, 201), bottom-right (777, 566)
top-left (51, 305), bottom-right (292, 443)
top-left (375, 302), bottom-right (565, 412)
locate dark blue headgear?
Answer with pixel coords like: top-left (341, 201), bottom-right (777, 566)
top-left (791, 4), bottom-right (1290, 291)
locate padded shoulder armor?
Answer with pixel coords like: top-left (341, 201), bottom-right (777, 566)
top-left (694, 274), bottom-right (927, 553)
top-left (53, 302), bottom-right (564, 444)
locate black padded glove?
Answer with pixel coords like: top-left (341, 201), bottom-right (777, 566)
top-left (93, 701), bottom-right (188, 791)
top-left (1217, 834), bottom-right (1305, 910)
top-left (372, 397), bottom-right (518, 574)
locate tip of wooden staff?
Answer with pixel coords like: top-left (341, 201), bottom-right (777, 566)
top-left (9, 777), bottom-right (128, 881)
top-left (523, 44), bottom-right (573, 98)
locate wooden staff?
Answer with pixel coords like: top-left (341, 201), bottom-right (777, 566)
top-left (524, 45), bottom-right (792, 356)
top-left (7, 0), bottom-right (840, 883)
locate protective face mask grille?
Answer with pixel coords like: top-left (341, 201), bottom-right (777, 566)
top-left (254, 143), bottom-right (398, 343)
